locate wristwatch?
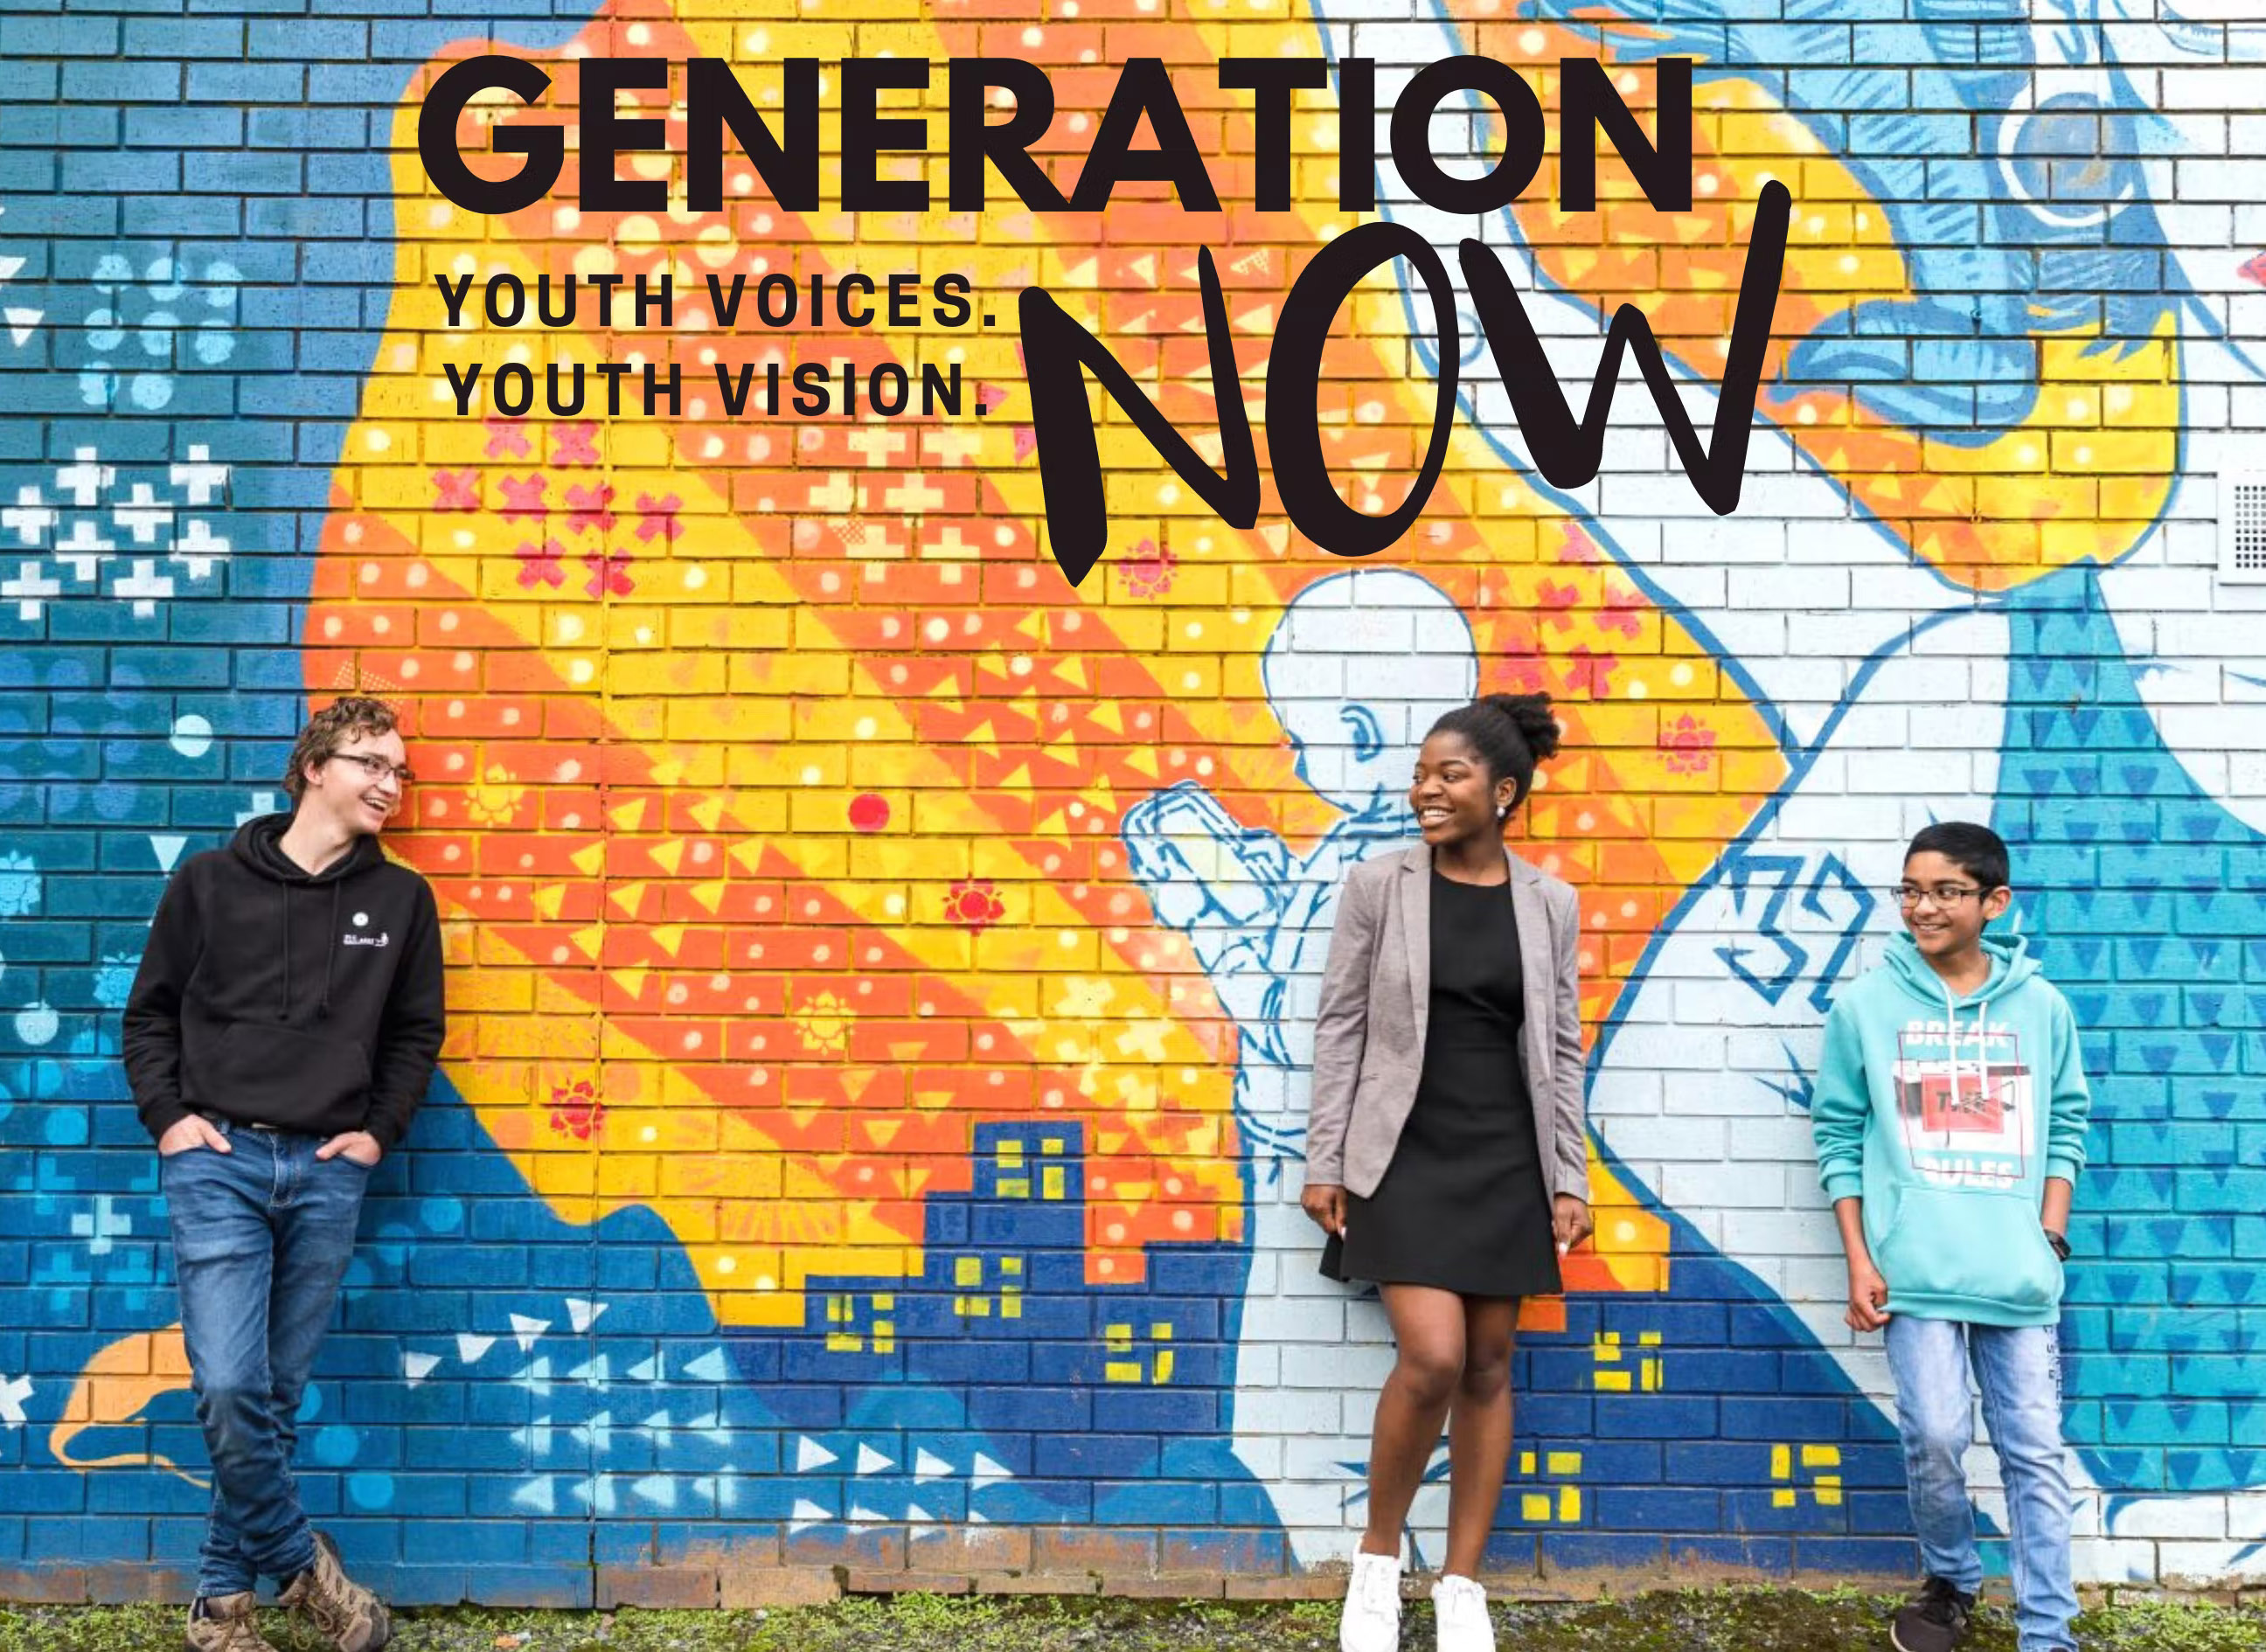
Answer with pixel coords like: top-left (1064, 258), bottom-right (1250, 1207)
top-left (2045, 1229), bottom-right (2071, 1263)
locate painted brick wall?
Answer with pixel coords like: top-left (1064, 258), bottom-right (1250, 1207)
top-left (2, 0), bottom-right (2263, 1602)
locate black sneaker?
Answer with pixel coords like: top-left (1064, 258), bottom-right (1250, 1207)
top-left (1890, 1577), bottom-right (1975, 1652)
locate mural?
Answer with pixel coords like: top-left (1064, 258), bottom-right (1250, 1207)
top-left (0, 0), bottom-right (2260, 1597)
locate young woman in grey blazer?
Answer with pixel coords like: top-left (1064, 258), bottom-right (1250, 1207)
top-left (1301, 692), bottom-right (1594, 1652)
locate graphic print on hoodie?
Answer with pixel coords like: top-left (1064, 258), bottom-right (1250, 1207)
top-left (122, 815), bottom-right (447, 1150)
top-left (1811, 930), bottom-right (2091, 1328)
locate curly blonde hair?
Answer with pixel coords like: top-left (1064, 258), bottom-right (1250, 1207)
top-left (284, 696), bottom-right (400, 804)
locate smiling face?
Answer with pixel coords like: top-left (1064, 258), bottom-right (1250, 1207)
top-left (300, 728), bottom-right (409, 838)
top-left (1900, 849), bottom-right (2012, 963)
top-left (1409, 730), bottom-right (1515, 850)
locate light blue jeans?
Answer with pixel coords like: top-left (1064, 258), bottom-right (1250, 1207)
top-left (163, 1118), bottom-right (372, 1598)
top-left (1885, 1315), bottom-right (2080, 1652)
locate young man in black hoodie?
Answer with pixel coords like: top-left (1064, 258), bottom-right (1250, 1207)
top-left (124, 697), bottom-right (446, 1652)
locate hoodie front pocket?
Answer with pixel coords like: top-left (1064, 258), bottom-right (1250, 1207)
top-left (1873, 1185), bottom-right (2061, 1314)
top-left (199, 1021), bottom-right (372, 1117)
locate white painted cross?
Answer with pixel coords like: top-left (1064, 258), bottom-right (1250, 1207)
top-left (2, 559), bottom-right (60, 620)
top-left (113, 558), bottom-right (175, 617)
top-left (3, 487), bottom-right (54, 546)
top-left (170, 445), bottom-right (227, 507)
top-left (69, 1194), bottom-right (131, 1256)
top-left (845, 426), bottom-right (910, 468)
top-left (52, 519), bottom-right (114, 584)
top-left (113, 482), bottom-right (173, 544)
top-left (171, 517), bottom-right (228, 579)
top-left (56, 448), bottom-right (113, 509)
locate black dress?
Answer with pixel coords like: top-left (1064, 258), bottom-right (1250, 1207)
top-left (1320, 869), bottom-right (1563, 1299)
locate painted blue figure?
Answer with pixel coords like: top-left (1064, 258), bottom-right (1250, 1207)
top-left (1310, 0), bottom-right (2266, 1580)
top-left (1513, 0), bottom-right (2176, 441)
top-left (1123, 567), bottom-right (1480, 1563)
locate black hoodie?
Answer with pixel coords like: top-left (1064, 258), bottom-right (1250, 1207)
top-left (122, 814), bottom-right (447, 1150)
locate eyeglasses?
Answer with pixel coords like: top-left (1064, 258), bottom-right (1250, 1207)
top-left (1892, 883), bottom-right (1988, 908)
top-left (327, 752), bottom-right (415, 787)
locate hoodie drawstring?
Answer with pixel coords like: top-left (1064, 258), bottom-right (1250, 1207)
top-left (277, 877), bottom-right (345, 1021)
top-left (319, 883), bottom-right (340, 1019)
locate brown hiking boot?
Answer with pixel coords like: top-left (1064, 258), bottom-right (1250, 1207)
top-left (184, 1593), bottom-right (280, 1652)
top-left (278, 1532), bottom-right (391, 1652)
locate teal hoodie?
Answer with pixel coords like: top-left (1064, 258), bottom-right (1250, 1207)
top-left (1811, 930), bottom-right (2091, 1328)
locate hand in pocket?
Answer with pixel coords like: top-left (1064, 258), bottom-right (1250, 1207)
top-left (157, 1116), bottom-right (230, 1158)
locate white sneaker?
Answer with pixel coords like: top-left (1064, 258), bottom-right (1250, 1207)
top-left (1339, 1550), bottom-right (1403, 1652)
top-left (1431, 1573), bottom-right (1494, 1652)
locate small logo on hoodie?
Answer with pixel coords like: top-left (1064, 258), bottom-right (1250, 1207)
top-left (343, 911), bottom-right (389, 947)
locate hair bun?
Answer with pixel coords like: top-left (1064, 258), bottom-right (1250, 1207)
top-left (1480, 691), bottom-right (1560, 763)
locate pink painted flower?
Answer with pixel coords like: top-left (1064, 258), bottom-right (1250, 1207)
top-left (498, 475), bottom-right (548, 523)
top-left (635, 492), bottom-right (684, 545)
top-left (945, 878), bottom-right (1006, 933)
top-left (1122, 541), bottom-right (1176, 598)
top-left (549, 1079), bottom-right (603, 1141)
top-left (484, 417), bottom-right (531, 459)
top-left (513, 538), bottom-right (566, 589)
top-left (1597, 582), bottom-right (1646, 639)
top-left (565, 482), bottom-right (615, 536)
top-left (1564, 645), bottom-right (1617, 698)
top-left (552, 422), bottom-right (601, 467)
top-left (581, 546), bottom-right (635, 599)
top-left (1536, 578), bottom-right (1581, 631)
top-left (1660, 714), bottom-right (1717, 775)
top-left (431, 469), bottom-right (481, 511)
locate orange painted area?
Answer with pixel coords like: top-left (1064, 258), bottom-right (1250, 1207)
top-left (308, 0), bottom-right (1840, 1329)
top-left (50, 1325), bottom-right (203, 1485)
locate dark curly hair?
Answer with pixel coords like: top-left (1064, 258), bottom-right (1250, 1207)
top-left (284, 696), bottom-right (400, 804)
top-left (1425, 692), bottom-right (1562, 812)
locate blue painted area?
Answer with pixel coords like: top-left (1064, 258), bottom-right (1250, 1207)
top-left (1516, 0), bottom-right (2179, 441)
top-left (0, 1079), bottom-right (1263, 1551)
top-left (1997, 570), bottom-right (2266, 1499)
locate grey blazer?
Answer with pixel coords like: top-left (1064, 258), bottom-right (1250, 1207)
top-left (1303, 842), bottom-right (1591, 1204)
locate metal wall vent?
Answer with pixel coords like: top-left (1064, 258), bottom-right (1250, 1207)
top-left (2220, 471), bottom-right (2266, 585)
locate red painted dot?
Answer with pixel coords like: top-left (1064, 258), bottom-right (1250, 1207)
top-left (848, 793), bottom-right (890, 832)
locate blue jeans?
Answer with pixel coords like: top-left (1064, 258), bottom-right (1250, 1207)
top-left (162, 1119), bottom-right (371, 1597)
top-left (1885, 1315), bottom-right (2080, 1652)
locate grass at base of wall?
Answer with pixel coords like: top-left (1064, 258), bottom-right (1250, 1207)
top-left (3, 1590), bottom-right (2263, 1652)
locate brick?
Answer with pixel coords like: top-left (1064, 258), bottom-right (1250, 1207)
top-left (972, 1572), bottom-right (1102, 1596)
top-left (718, 1566), bottom-right (843, 1609)
top-left (844, 1570), bottom-right (974, 1596)
top-left (782, 1527), bottom-right (906, 1572)
top-left (0, 1567), bottom-right (87, 1603)
top-left (1098, 1572), bottom-right (1225, 1600)
top-left (907, 1525), bottom-right (1033, 1574)
top-left (1223, 1574), bottom-right (1342, 1601)
top-left (80, 1564), bottom-right (198, 1603)
top-left (594, 1567), bottom-right (719, 1610)
top-left (1032, 1530), bottom-right (1159, 1578)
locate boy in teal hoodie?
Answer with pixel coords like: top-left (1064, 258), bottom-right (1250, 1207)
top-left (1811, 823), bottom-right (2091, 1652)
